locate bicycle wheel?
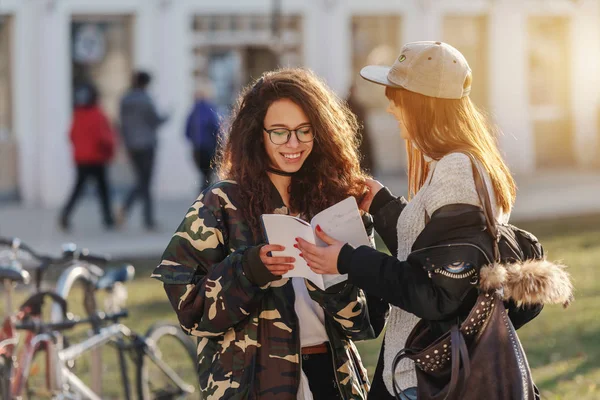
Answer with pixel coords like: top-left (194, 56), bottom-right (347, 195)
top-left (137, 322), bottom-right (200, 399)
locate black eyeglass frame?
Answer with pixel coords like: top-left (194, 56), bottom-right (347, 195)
top-left (263, 126), bottom-right (316, 145)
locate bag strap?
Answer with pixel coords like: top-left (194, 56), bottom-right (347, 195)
top-left (463, 152), bottom-right (500, 261)
top-left (392, 325), bottom-right (472, 400)
top-left (392, 348), bottom-right (417, 399)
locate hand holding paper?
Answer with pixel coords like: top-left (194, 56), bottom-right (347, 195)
top-left (296, 225), bottom-right (345, 276)
top-left (260, 197), bottom-right (369, 289)
top-left (259, 244), bottom-right (296, 276)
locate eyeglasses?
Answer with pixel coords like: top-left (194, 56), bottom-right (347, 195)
top-left (263, 125), bottom-right (315, 145)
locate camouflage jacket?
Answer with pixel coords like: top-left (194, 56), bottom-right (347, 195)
top-left (152, 180), bottom-right (376, 399)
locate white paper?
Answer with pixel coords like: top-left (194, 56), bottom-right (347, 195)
top-left (261, 197), bottom-right (369, 290)
top-left (260, 215), bottom-right (325, 289)
top-left (310, 197), bottom-right (371, 287)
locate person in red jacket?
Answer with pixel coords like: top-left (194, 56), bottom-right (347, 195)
top-left (59, 83), bottom-right (116, 231)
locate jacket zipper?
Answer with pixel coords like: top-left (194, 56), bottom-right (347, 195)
top-left (294, 287), bottom-right (343, 399)
top-left (408, 242), bottom-right (492, 277)
top-left (432, 267), bottom-right (477, 280)
top-left (295, 304), bottom-right (302, 394)
top-left (324, 322), bottom-right (344, 399)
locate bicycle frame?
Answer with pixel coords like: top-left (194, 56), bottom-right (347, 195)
top-left (41, 321), bottom-right (195, 399)
top-left (51, 262), bottom-right (103, 393)
top-left (0, 280), bottom-right (55, 399)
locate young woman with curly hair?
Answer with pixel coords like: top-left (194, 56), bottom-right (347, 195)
top-left (152, 68), bottom-right (381, 400)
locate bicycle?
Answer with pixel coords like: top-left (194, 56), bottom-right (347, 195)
top-left (0, 237), bottom-right (72, 399)
top-left (0, 238), bottom-right (200, 399)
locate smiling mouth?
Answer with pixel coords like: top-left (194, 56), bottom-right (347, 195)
top-left (281, 152), bottom-right (303, 160)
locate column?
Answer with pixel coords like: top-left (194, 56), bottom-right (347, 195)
top-left (303, 0), bottom-right (351, 96)
top-left (403, 0), bottom-right (442, 44)
top-left (153, 0), bottom-right (196, 199)
top-left (36, 1), bottom-right (73, 207)
top-left (571, 0), bottom-right (600, 167)
top-left (489, 0), bottom-right (534, 174)
top-left (12, 1), bottom-right (38, 205)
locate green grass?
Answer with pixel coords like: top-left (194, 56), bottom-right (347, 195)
top-left (8, 214), bottom-right (600, 398)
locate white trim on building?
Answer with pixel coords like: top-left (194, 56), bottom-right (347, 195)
top-left (0, 0), bottom-right (598, 207)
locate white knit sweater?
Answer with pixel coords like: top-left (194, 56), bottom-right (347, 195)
top-left (382, 152), bottom-right (510, 394)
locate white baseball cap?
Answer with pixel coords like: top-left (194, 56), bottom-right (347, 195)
top-left (360, 41), bottom-right (472, 100)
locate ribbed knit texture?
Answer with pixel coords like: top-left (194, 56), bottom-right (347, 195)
top-left (382, 152), bottom-right (510, 394)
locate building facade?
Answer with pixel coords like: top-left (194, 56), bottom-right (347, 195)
top-left (0, 0), bottom-right (598, 207)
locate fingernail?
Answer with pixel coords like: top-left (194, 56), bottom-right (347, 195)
top-left (316, 225), bottom-right (322, 232)
top-left (299, 253), bottom-right (303, 257)
top-left (307, 263), bottom-right (311, 267)
top-left (295, 237), bottom-right (299, 242)
top-left (294, 244), bottom-right (298, 249)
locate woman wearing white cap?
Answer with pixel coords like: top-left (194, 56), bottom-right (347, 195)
top-left (296, 42), bottom-right (571, 399)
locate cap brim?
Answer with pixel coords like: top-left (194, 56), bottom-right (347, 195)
top-left (359, 65), bottom-right (402, 88)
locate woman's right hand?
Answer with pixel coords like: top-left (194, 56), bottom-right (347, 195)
top-left (360, 178), bottom-right (385, 213)
top-left (260, 245), bottom-right (295, 276)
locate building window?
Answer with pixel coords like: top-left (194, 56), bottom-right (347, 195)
top-left (351, 15), bottom-right (404, 174)
top-left (191, 14), bottom-right (303, 115)
top-left (528, 16), bottom-right (573, 167)
top-left (71, 16), bottom-right (133, 120)
top-left (351, 15), bottom-right (402, 110)
top-left (443, 15), bottom-right (489, 111)
top-left (0, 16), bottom-right (17, 201)
top-left (71, 16), bottom-right (134, 187)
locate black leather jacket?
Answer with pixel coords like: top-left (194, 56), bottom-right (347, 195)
top-left (340, 188), bottom-right (543, 337)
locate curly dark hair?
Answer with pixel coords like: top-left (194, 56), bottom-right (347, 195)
top-left (216, 68), bottom-right (369, 239)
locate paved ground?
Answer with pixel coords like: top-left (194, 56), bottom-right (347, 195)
top-left (1, 169), bottom-right (599, 259)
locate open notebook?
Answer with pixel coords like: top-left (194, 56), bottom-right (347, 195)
top-left (260, 197), bottom-right (371, 290)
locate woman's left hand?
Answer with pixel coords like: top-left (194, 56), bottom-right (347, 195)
top-left (295, 225), bottom-right (345, 275)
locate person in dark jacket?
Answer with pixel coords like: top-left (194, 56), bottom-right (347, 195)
top-left (59, 83), bottom-right (116, 231)
top-left (296, 42), bottom-right (573, 399)
top-left (185, 81), bottom-right (220, 192)
top-left (117, 71), bottom-right (168, 230)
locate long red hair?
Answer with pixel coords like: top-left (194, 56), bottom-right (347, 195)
top-left (385, 75), bottom-right (516, 212)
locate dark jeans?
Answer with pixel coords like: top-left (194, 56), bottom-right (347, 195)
top-left (192, 148), bottom-right (215, 192)
top-left (123, 148), bottom-right (156, 227)
top-left (61, 163), bottom-right (114, 227)
top-left (301, 348), bottom-right (343, 400)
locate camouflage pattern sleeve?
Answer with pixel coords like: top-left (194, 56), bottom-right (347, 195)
top-left (305, 281), bottom-right (376, 341)
top-left (151, 193), bottom-right (268, 337)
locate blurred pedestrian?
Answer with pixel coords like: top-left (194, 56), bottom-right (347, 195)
top-left (117, 71), bottom-right (168, 231)
top-left (59, 82), bottom-right (116, 231)
top-left (347, 84), bottom-right (375, 174)
top-left (185, 80), bottom-right (220, 192)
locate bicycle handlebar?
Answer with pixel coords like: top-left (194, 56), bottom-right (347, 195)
top-left (61, 243), bottom-right (111, 266)
top-left (1, 237), bottom-right (111, 268)
top-left (0, 236), bottom-right (65, 267)
top-left (15, 310), bottom-right (129, 333)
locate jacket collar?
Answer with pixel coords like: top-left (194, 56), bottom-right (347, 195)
top-left (268, 178), bottom-right (290, 215)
